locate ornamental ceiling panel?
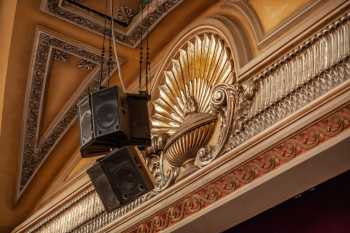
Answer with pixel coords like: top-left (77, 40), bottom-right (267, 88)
top-left (19, 27), bottom-right (119, 197)
top-left (69, 0), bottom-right (140, 25)
top-left (40, 0), bottom-right (184, 47)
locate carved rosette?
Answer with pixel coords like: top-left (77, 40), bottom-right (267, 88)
top-left (146, 32), bottom-right (256, 190)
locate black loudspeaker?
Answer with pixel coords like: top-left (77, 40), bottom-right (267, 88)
top-left (91, 86), bottom-right (128, 142)
top-left (78, 86), bottom-right (128, 157)
top-left (87, 147), bottom-right (154, 212)
top-left (78, 86), bottom-right (151, 157)
top-left (78, 95), bottom-right (94, 150)
top-left (126, 92), bottom-right (151, 148)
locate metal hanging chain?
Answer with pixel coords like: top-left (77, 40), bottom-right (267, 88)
top-left (99, 0), bottom-right (108, 89)
top-left (109, 0), bottom-right (126, 92)
top-left (146, 21), bottom-right (150, 94)
top-left (145, 0), bottom-right (151, 94)
top-left (139, 0), bottom-right (145, 92)
top-left (107, 0), bottom-right (113, 87)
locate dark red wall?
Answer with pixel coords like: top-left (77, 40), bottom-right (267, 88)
top-left (224, 170), bottom-right (350, 233)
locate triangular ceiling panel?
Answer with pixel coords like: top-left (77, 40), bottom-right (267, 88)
top-left (18, 27), bottom-right (120, 198)
top-left (39, 53), bottom-right (93, 138)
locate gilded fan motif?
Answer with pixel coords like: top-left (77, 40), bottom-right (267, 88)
top-left (145, 32), bottom-right (248, 189)
top-left (151, 33), bottom-right (234, 137)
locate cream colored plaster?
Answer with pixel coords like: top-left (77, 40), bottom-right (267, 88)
top-left (77, 0), bottom-right (140, 15)
top-left (40, 56), bottom-right (91, 136)
top-left (249, 0), bottom-right (311, 32)
top-left (0, 0), bottom-right (18, 135)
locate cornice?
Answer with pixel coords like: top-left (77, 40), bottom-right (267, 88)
top-left (125, 103), bottom-right (350, 233)
top-left (227, 12), bottom-right (350, 152)
top-left (13, 95), bottom-right (350, 233)
top-left (237, 0), bottom-right (349, 80)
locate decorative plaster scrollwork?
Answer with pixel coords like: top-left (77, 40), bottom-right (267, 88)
top-left (132, 103), bottom-right (350, 233)
top-left (52, 49), bottom-right (70, 62)
top-left (78, 59), bottom-right (96, 70)
top-left (195, 81), bottom-right (257, 167)
top-left (226, 13), bottom-right (350, 151)
top-left (19, 28), bottom-right (117, 196)
top-left (41, 0), bottom-right (184, 47)
top-left (15, 11), bottom-right (350, 233)
top-left (150, 33), bottom-right (237, 188)
top-left (155, 152), bottom-right (180, 191)
top-left (115, 6), bottom-right (138, 25)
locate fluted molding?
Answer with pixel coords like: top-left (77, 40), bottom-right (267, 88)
top-left (24, 189), bottom-right (155, 233)
top-left (251, 13), bottom-right (349, 118)
top-left (25, 186), bottom-right (96, 233)
top-left (13, 11), bottom-right (350, 233)
top-left (226, 12), bottom-right (350, 151)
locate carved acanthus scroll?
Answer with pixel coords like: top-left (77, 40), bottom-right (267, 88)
top-left (195, 81), bottom-right (256, 167)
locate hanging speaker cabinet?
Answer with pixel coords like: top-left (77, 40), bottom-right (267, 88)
top-left (87, 146), bottom-right (154, 212)
top-left (78, 86), bottom-right (128, 156)
top-left (77, 86), bottom-right (151, 157)
top-left (126, 91), bottom-right (151, 148)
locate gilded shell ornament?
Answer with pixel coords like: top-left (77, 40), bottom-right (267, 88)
top-left (151, 33), bottom-right (234, 171)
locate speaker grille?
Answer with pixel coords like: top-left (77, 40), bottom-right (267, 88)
top-left (91, 87), bottom-right (120, 137)
top-left (87, 163), bottom-right (121, 211)
top-left (95, 100), bottom-right (118, 130)
top-left (102, 147), bottom-right (153, 206)
top-left (78, 96), bottom-right (93, 147)
top-left (114, 161), bottom-right (137, 200)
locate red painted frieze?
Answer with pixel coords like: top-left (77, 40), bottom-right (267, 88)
top-left (127, 104), bottom-right (350, 233)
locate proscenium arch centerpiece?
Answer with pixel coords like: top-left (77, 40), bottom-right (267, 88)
top-left (146, 28), bottom-right (256, 191)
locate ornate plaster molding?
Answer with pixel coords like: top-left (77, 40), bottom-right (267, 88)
top-left (226, 12), bottom-right (350, 152)
top-left (40, 0), bottom-right (184, 48)
top-left (194, 81), bottom-right (256, 167)
top-left (19, 27), bottom-right (117, 197)
top-left (223, 0), bottom-right (325, 49)
top-left (16, 100), bottom-right (350, 233)
top-left (13, 10), bottom-right (350, 233)
top-left (24, 187), bottom-right (152, 233)
top-left (148, 32), bottom-right (248, 189)
top-left (115, 6), bottom-right (138, 25)
top-left (128, 103), bottom-right (350, 233)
